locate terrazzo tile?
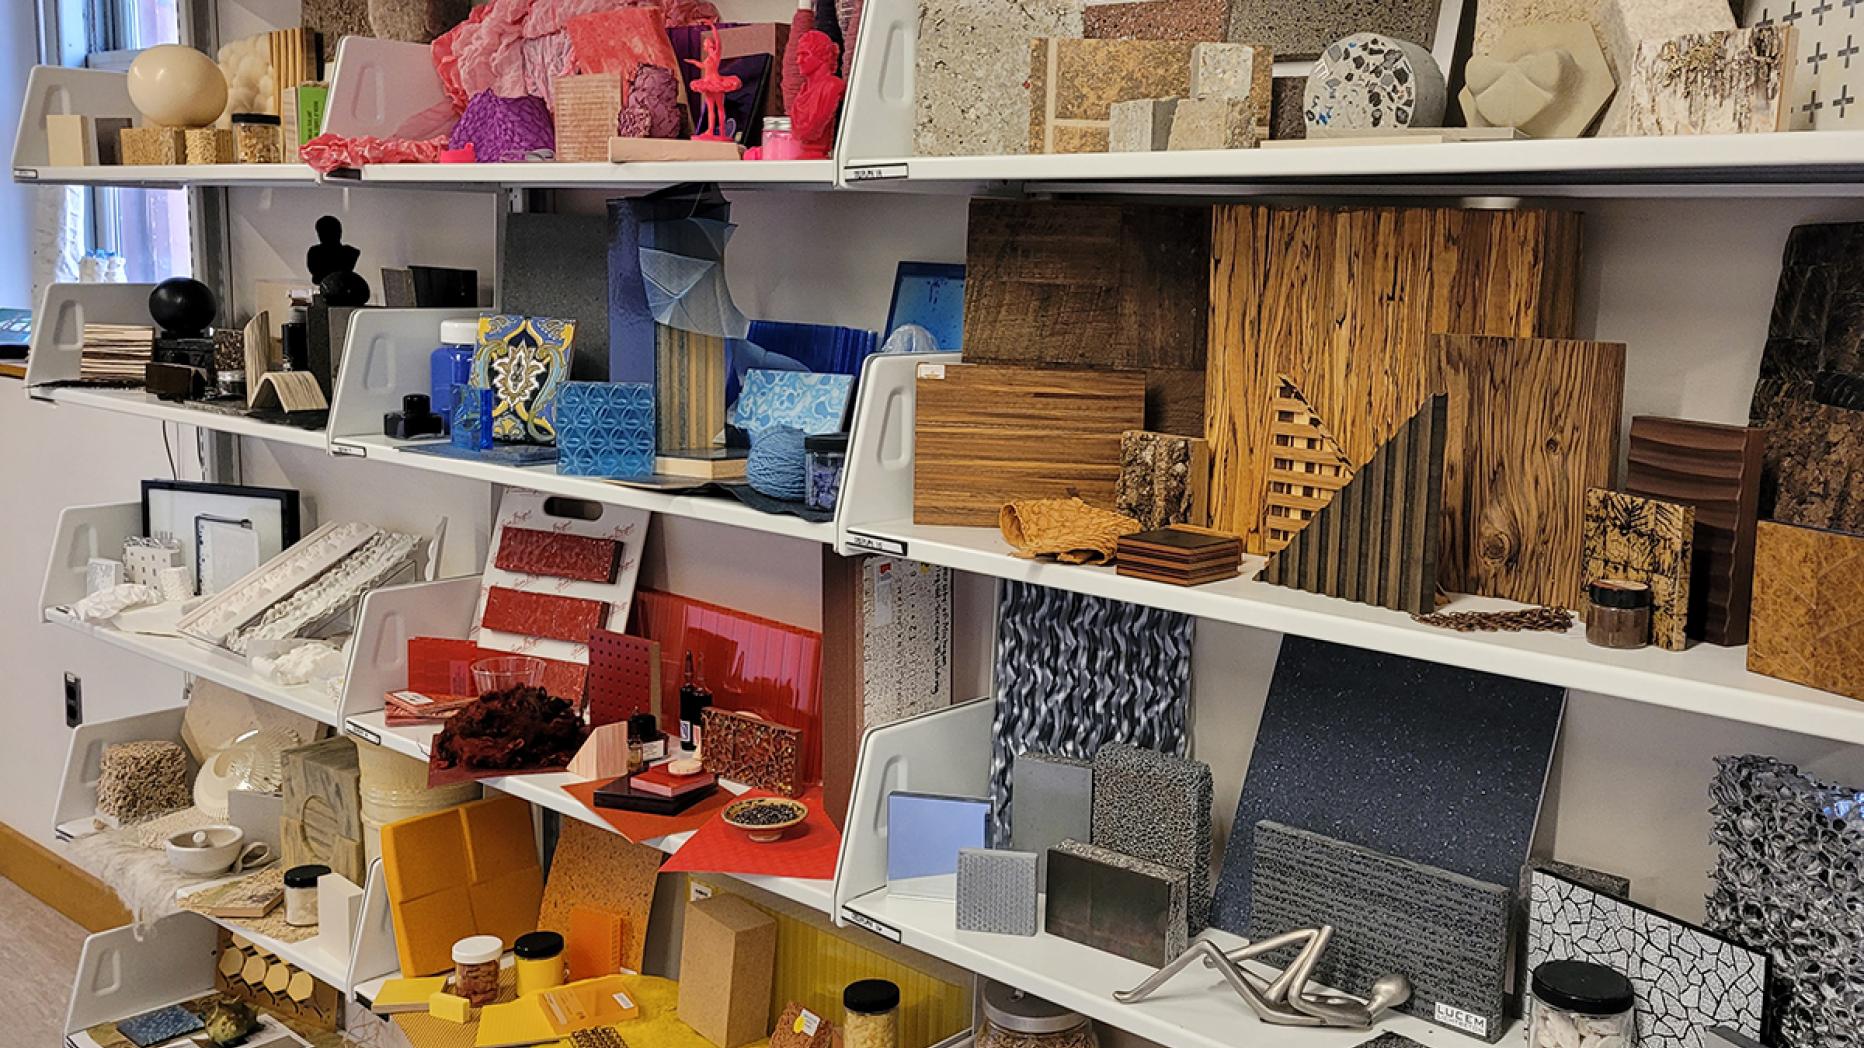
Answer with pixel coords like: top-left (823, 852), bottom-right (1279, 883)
top-left (915, 0), bottom-right (1084, 157)
top-left (1090, 743), bottom-right (1213, 931)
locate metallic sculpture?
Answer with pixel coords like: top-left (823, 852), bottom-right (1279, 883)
top-left (1114, 927), bottom-right (1412, 1029)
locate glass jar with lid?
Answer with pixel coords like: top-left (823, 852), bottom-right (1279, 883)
top-left (1529, 959), bottom-right (1634, 1048)
top-left (977, 980), bottom-right (1097, 1048)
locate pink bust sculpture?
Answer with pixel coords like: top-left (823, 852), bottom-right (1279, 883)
top-left (686, 25), bottom-right (742, 142)
top-left (791, 30), bottom-right (845, 159)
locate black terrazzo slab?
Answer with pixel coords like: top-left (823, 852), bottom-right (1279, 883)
top-left (1211, 635), bottom-right (1564, 934)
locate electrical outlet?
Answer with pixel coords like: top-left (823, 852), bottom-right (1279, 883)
top-left (63, 673), bottom-right (82, 727)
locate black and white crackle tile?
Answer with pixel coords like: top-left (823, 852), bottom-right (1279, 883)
top-left (1528, 869), bottom-right (1767, 1048)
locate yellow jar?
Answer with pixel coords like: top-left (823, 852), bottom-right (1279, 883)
top-left (514, 931), bottom-right (565, 996)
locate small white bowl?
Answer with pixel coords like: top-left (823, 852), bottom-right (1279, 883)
top-left (165, 825), bottom-right (271, 876)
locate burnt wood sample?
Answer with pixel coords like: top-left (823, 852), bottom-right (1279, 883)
top-left (1264, 376), bottom-right (1354, 554)
top-left (963, 198), bottom-right (1211, 435)
top-left (1434, 334), bottom-right (1626, 610)
top-left (913, 362), bottom-right (1147, 526)
top-left (1624, 417), bottom-right (1767, 645)
top-left (1582, 488), bottom-right (1696, 651)
top-left (1206, 204), bottom-right (1583, 554)
top-left (1748, 520), bottom-right (1864, 701)
top-left (1261, 394), bottom-right (1447, 615)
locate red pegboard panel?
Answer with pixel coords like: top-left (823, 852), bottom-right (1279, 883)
top-left (586, 629), bottom-right (660, 728)
top-left (482, 587), bottom-right (610, 645)
top-left (493, 527), bottom-right (622, 584)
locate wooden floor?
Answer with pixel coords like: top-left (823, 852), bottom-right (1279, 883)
top-left (0, 874), bottom-right (85, 1044)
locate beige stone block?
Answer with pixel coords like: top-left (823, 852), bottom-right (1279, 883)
top-left (1597, 0), bottom-right (1736, 133)
top-left (1109, 97), bottom-right (1180, 151)
top-left (1461, 22), bottom-right (1616, 137)
top-left (1166, 96), bottom-right (1260, 149)
top-left (914, 0), bottom-right (1083, 157)
top-left (46, 115), bottom-right (97, 166)
top-left (1190, 42), bottom-right (1273, 134)
top-left (1028, 37), bottom-right (1200, 153)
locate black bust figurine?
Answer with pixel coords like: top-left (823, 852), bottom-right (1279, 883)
top-left (307, 215), bottom-right (361, 285)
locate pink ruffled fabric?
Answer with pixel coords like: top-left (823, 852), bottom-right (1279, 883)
top-left (299, 133), bottom-right (451, 173)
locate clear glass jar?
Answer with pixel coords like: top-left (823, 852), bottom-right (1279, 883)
top-left (805, 432), bottom-right (849, 512)
top-left (977, 980), bottom-right (1097, 1048)
top-left (1529, 960), bottom-right (1634, 1048)
top-left (842, 979), bottom-right (899, 1048)
top-left (282, 864), bottom-right (328, 927)
top-left (452, 934), bottom-right (504, 1005)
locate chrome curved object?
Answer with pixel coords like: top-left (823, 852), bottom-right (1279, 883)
top-left (1113, 927), bottom-right (1412, 1029)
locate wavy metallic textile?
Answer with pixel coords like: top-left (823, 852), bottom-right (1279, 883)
top-left (989, 580), bottom-right (1192, 845)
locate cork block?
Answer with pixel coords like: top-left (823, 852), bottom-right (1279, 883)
top-left (678, 894), bottom-right (778, 1048)
top-left (1027, 38), bottom-right (1200, 154)
top-left (183, 127), bottom-right (234, 164)
top-left (120, 126), bottom-right (185, 165)
top-left (1167, 97), bottom-right (1259, 149)
top-left (554, 73), bottom-right (623, 163)
top-left (1109, 98), bottom-right (1179, 151)
top-left (914, 0), bottom-right (1082, 157)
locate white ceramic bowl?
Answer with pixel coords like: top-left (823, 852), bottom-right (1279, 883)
top-left (165, 824), bottom-right (265, 876)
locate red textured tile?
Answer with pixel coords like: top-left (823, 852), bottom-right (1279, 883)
top-left (482, 587), bottom-right (609, 644)
top-left (494, 527), bottom-right (621, 584)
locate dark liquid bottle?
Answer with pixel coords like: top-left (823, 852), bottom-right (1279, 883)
top-left (678, 653), bottom-right (714, 751)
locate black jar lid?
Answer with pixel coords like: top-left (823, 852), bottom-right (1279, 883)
top-left (628, 713), bottom-right (662, 740)
top-left (1588, 578), bottom-right (1652, 610)
top-left (843, 979), bottom-right (900, 1015)
top-left (1532, 959), bottom-right (1635, 1014)
top-left (513, 931), bottom-right (564, 959)
top-left (283, 864), bottom-right (329, 888)
top-left (231, 112), bottom-right (282, 126)
top-left (805, 432), bottom-right (849, 454)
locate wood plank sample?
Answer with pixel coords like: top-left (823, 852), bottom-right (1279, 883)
top-left (1621, 26), bottom-right (1796, 136)
top-left (1205, 204), bottom-right (1584, 555)
top-left (656, 325), bottom-right (727, 453)
top-left (1625, 416), bottom-right (1767, 645)
top-left (963, 199), bottom-right (1211, 435)
top-left (1262, 395), bottom-right (1446, 615)
top-left (1582, 488), bottom-right (1695, 651)
top-left (1749, 520), bottom-right (1864, 701)
top-left (914, 363), bottom-right (1147, 525)
top-left (1117, 430), bottom-right (1210, 530)
top-left (1264, 376), bottom-right (1355, 553)
top-left (1434, 335), bottom-right (1625, 609)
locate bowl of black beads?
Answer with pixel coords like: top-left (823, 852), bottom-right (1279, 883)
top-left (721, 796), bottom-right (808, 843)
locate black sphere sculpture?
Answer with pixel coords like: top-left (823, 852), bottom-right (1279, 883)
top-left (148, 277), bottom-right (217, 337)
top-left (317, 269), bottom-right (372, 307)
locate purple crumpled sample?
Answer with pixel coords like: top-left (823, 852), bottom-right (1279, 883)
top-left (617, 65), bottom-right (683, 138)
top-left (448, 89), bottom-right (556, 161)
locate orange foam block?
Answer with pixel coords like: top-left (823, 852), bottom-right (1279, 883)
top-left (381, 795), bottom-right (542, 976)
top-left (567, 905), bottom-right (626, 980)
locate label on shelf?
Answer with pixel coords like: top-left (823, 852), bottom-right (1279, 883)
top-left (13, 168), bottom-right (36, 181)
top-left (690, 882), bottom-right (714, 902)
top-left (841, 907), bottom-right (902, 943)
top-left (846, 532), bottom-right (908, 557)
top-left (1435, 1002), bottom-right (1488, 1038)
top-left (344, 720), bottom-right (381, 746)
top-left (330, 442), bottom-right (367, 457)
top-left (845, 165), bottom-right (909, 182)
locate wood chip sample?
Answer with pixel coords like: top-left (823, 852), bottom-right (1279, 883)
top-left (1624, 416), bottom-right (1767, 645)
top-left (1583, 488), bottom-right (1695, 651)
top-left (1435, 335), bottom-right (1626, 610)
top-left (1620, 26), bottom-right (1796, 135)
top-left (1205, 204), bottom-right (1583, 555)
top-left (1749, 520), bottom-right (1864, 701)
top-left (913, 363), bottom-right (1147, 525)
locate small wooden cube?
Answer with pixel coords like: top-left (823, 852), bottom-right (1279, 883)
top-left (677, 894), bottom-right (777, 1048)
top-left (119, 125), bottom-right (185, 165)
top-left (1167, 97), bottom-right (1259, 151)
top-left (554, 73), bottom-right (623, 163)
top-left (1109, 98), bottom-right (1178, 152)
top-left (183, 127), bottom-right (235, 164)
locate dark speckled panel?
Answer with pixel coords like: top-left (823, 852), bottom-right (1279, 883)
top-left (1210, 635), bottom-right (1564, 934)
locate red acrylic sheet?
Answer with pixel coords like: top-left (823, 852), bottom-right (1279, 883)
top-left (405, 635), bottom-right (588, 712)
top-left (482, 587), bottom-right (610, 645)
top-left (493, 527), bottom-right (622, 584)
top-left (628, 589), bottom-right (823, 783)
top-left (658, 786), bottom-right (840, 881)
top-left (587, 629), bottom-right (660, 728)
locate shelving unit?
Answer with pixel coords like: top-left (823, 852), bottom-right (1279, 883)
top-left (30, 386), bottom-right (329, 449)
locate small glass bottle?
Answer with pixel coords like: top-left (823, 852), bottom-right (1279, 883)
top-left (842, 980), bottom-right (900, 1048)
top-left (761, 117), bottom-right (799, 160)
top-left (679, 653), bottom-right (714, 752)
top-left (804, 432), bottom-right (848, 512)
top-left (430, 319), bottom-right (478, 434)
top-left (513, 931), bottom-right (565, 996)
top-left (283, 864), bottom-right (329, 927)
top-left (1529, 960), bottom-right (1634, 1048)
top-left (452, 934), bottom-right (503, 1005)
top-left (1585, 579), bottom-right (1652, 649)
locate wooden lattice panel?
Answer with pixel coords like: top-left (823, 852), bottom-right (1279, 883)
top-left (1264, 376), bottom-right (1354, 553)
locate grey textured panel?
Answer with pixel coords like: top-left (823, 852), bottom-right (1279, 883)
top-left (1046, 839), bottom-right (1187, 967)
top-left (1212, 636), bottom-right (1562, 933)
top-left (1529, 869), bottom-right (1767, 1048)
top-left (1228, 0), bottom-right (1443, 61)
top-left (991, 580), bottom-right (1193, 847)
top-left (956, 848), bottom-right (1040, 936)
top-left (1091, 743), bottom-right (1213, 932)
top-left (1248, 821), bottom-right (1512, 1043)
top-left (501, 212), bottom-right (610, 381)
top-left (1707, 755), bottom-right (1863, 1048)
top-left (1010, 752), bottom-right (1093, 887)
top-left (1353, 1036), bottom-right (1428, 1048)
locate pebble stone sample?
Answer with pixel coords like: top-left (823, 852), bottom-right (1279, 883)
top-left (1249, 821), bottom-right (1513, 1043)
top-left (1707, 755), bottom-right (1864, 1048)
top-left (1009, 752), bottom-right (1094, 884)
top-left (1091, 743), bottom-right (1213, 932)
top-left (1304, 33), bottom-right (1448, 137)
top-left (1211, 636), bottom-right (1564, 934)
top-left (990, 581), bottom-right (1193, 847)
top-left (1228, 0), bottom-right (1444, 61)
top-left (914, 0), bottom-right (1084, 156)
top-left (1528, 868), bottom-right (1767, 1048)
top-left (956, 848), bottom-right (1040, 936)
top-left (1084, 0), bottom-right (1228, 41)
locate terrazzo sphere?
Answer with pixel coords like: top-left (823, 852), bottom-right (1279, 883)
top-left (128, 44), bottom-right (229, 127)
top-left (747, 425), bottom-right (808, 501)
top-left (1303, 33), bottom-right (1445, 136)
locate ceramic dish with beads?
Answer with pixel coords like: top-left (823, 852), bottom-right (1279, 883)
top-left (722, 796), bottom-right (808, 843)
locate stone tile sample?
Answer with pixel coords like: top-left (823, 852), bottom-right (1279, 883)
top-left (1529, 868), bottom-right (1767, 1048)
top-left (1619, 26), bottom-right (1796, 136)
top-left (1271, 75), bottom-right (1308, 138)
top-left (915, 0), bottom-right (1083, 157)
top-left (1027, 38), bottom-right (1200, 153)
top-left (1084, 0), bottom-right (1228, 40)
top-left (956, 849), bottom-right (1040, 935)
top-left (1304, 33), bottom-right (1448, 136)
top-left (1211, 635), bottom-right (1564, 933)
top-left (1045, 839), bottom-right (1188, 966)
top-left (1250, 821), bottom-right (1513, 1042)
top-left (1583, 488), bottom-right (1695, 651)
top-left (1461, 22), bottom-right (1617, 137)
top-left (1109, 97), bottom-right (1179, 150)
top-left (1191, 42), bottom-right (1272, 134)
top-left (1748, 520), bottom-right (1864, 701)
top-left (1166, 96), bottom-right (1259, 148)
top-left (1091, 744), bottom-right (1213, 931)
top-left (1009, 752), bottom-right (1094, 884)
top-left (1597, 0), bottom-right (1738, 133)
top-left (1229, 0), bottom-right (1445, 61)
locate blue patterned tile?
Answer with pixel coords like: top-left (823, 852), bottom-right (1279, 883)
top-left (557, 381), bottom-right (656, 479)
top-left (728, 369), bottom-right (853, 437)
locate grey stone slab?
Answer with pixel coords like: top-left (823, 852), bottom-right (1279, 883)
top-left (956, 848), bottom-right (1039, 936)
top-left (501, 211), bottom-right (609, 381)
top-left (1228, 0), bottom-right (1444, 61)
top-left (1091, 743), bottom-right (1212, 932)
top-left (1046, 839), bottom-right (1187, 967)
top-left (1010, 752), bottom-right (1093, 887)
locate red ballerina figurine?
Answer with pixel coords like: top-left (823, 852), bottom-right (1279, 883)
top-left (791, 30), bottom-right (846, 159)
top-left (686, 24), bottom-right (742, 142)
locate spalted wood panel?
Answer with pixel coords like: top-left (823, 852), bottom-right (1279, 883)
top-left (964, 199), bottom-right (1211, 435)
top-left (1582, 488), bottom-right (1695, 651)
top-left (1434, 335), bottom-right (1626, 609)
top-left (913, 363), bottom-right (1147, 526)
top-left (1625, 416), bottom-right (1767, 645)
top-left (1749, 520), bottom-right (1864, 701)
top-left (1205, 204), bottom-right (1583, 554)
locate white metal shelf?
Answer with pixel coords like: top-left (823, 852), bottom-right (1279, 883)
top-left (14, 163), bottom-right (321, 187)
top-left (29, 386), bottom-right (330, 449)
top-left (354, 159), bottom-right (837, 191)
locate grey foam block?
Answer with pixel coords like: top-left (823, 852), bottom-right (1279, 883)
top-left (956, 848), bottom-right (1039, 936)
top-left (1248, 820), bottom-right (1512, 1043)
top-left (1212, 636), bottom-right (1563, 934)
top-left (1091, 743), bottom-right (1212, 932)
top-left (1354, 1036), bottom-right (1428, 1048)
top-left (1046, 839), bottom-right (1187, 967)
top-left (1010, 752), bottom-right (1093, 886)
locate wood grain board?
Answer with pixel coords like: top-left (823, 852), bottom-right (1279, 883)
top-left (1749, 520), bottom-right (1864, 701)
top-left (1205, 204), bottom-right (1583, 555)
top-left (962, 199), bottom-right (1211, 435)
top-left (1262, 395), bottom-right (1446, 615)
top-left (1265, 375), bottom-right (1355, 553)
top-left (1434, 334), bottom-right (1625, 609)
top-left (913, 362), bottom-right (1148, 526)
top-left (1582, 488), bottom-right (1695, 651)
top-left (656, 325), bottom-right (727, 453)
top-left (1625, 416), bottom-right (1767, 645)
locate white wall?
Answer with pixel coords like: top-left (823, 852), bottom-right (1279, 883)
top-left (0, 0), bottom-right (40, 307)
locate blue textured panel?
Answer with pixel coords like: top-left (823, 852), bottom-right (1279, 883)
top-left (557, 381), bottom-right (656, 479)
top-left (728, 369), bottom-right (855, 437)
